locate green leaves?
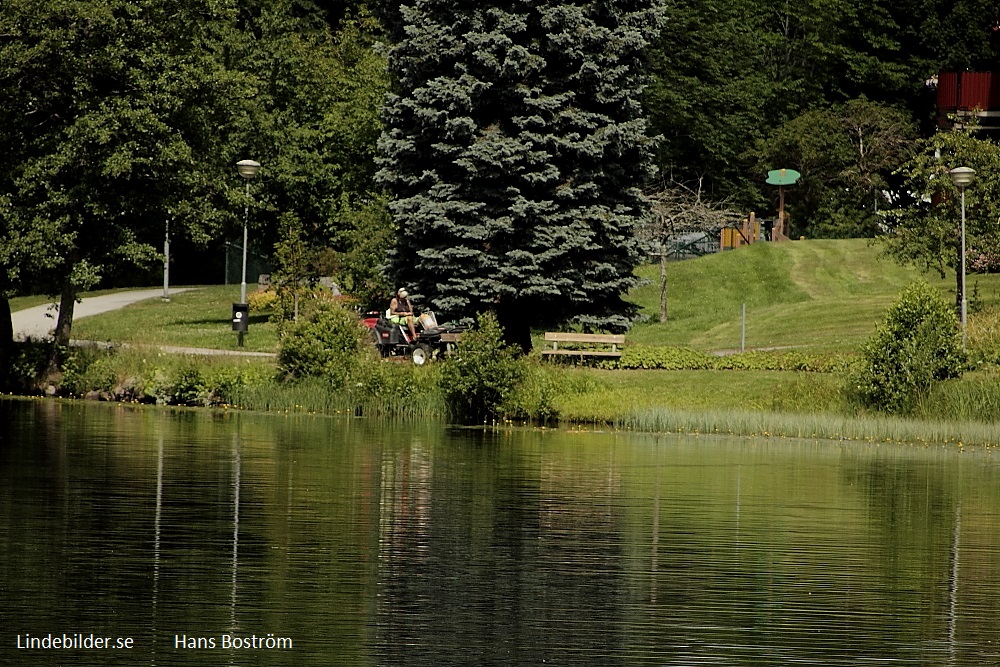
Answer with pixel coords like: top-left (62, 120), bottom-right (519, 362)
top-left (276, 299), bottom-right (370, 389)
top-left (752, 99), bottom-right (916, 238)
top-left (883, 129), bottom-right (1000, 279)
top-left (441, 312), bottom-right (524, 423)
top-left (850, 280), bottom-right (965, 414)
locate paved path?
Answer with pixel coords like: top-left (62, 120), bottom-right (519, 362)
top-left (13, 288), bottom-right (196, 340)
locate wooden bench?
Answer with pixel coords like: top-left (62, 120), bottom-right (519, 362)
top-left (439, 332), bottom-right (463, 355)
top-left (540, 332), bottom-right (625, 360)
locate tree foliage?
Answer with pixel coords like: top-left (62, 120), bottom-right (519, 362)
top-left (0, 0), bottom-right (391, 375)
top-left (0, 0), bottom-right (256, 373)
top-left (882, 127), bottom-right (1000, 312)
top-left (753, 99), bottom-right (917, 238)
top-left (646, 0), bottom-right (997, 208)
top-left (236, 6), bottom-right (390, 293)
top-left (378, 0), bottom-right (665, 351)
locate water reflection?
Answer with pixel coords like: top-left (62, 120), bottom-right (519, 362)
top-left (2, 399), bottom-right (1000, 666)
top-left (231, 433), bottom-right (240, 638)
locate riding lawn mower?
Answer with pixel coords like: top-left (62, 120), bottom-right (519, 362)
top-left (361, 310), bottom-right (467, 365)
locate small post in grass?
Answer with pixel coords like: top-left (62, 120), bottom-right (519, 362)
top-left (741, 303), bottom-right (746, 353)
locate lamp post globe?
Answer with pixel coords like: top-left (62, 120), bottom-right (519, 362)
top-left (949, 166), bottom-right (975, 189)
top-left (236, 159), bottom-right (261, 181)
top-left (949, 166), bottom-right (975, 349)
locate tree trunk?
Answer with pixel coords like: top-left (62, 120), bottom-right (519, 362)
top-left (496, 303), bottom-right (532, 355)
top-left (46, 275), bottom-right (77, 376)
top-left (0, 293), bottom-right (13, 392)
top-left (659, 245), bottom-right (668, 323)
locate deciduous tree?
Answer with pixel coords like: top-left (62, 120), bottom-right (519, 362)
top-left (640, 180), bottom-right (742, 322)
top-left (753, 99), bottom-right (916, 238)
top-left (882, 128), bottom-right (1000, 314)
top-left (0, 0), bottom-right (254, 375)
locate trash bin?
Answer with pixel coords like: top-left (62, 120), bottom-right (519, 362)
top-left (232, 303), bottom-right (249, 332)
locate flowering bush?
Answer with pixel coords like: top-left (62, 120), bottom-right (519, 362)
top-left (969, 241), bottom-right (1000, 273)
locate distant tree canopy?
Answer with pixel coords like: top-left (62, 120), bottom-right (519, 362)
top-left (378, 0), bottom-right (666, 351)
top-left (0, 0), bottom-right (389, 372)
top-left (752, 99), bottom-right (917, 238)
top-left (645, 0), bottom-right (999, 236)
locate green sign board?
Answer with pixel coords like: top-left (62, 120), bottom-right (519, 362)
top-left (766, 168), bottom-right (801, 186)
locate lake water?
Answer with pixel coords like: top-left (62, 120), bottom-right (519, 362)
top-left (2, 398), bottom-right (1000, 666)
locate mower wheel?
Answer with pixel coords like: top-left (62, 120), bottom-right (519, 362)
top-left (411, 343), bottom-right (432, 366)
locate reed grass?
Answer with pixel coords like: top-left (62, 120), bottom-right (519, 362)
top-left (610, 407), bottom-right (1000, 448)
top-left (916, 371), bottom-right (1000, 423)
top-left (226, 377), bottom-right (448, 419)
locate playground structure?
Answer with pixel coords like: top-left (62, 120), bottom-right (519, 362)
top-left (720, 212), bottom-right (789, 251)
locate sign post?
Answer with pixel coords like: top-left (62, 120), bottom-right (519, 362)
top-left (765, 168), bottom-right (801, 239)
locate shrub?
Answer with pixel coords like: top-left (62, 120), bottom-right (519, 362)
top-left (60, 347), bottom-right (117, 396)
top-left (848, 280), bottom-right (965, 414)
top-left (440, 312), bottom-right (524, 423)
top-left (277, 300), bottom-right (371, 389)
top-left (171, 367), bottom-right (209, 406)
top-left (5, 340), bottom-right (53, 392)
top-left (507, 359), bottom-right (560, 423)
top-left (247, 289), bottom-right (278, 313)
top-left (608, 345), bottom-right (853, 373)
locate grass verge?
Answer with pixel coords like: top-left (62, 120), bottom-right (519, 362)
top-left (8, 341), bottom-right (1000, 446)
top-left (70, 285), bottom-right (279, 352)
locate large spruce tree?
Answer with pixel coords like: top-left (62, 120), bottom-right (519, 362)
top-left (378, 0), bottom-right (664, 351)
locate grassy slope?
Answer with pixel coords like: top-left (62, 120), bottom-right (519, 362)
top-left (70, 284), bottom-right (279, 353)
top-left (626, 238), bottom-right (1000, 351)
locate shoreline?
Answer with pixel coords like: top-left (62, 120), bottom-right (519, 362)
top-left (5, 390), bottom-right (1000, 450)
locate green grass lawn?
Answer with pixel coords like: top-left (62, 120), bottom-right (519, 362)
top-left (552, 368), bottom-right (845, 420)
top-left (625, 238), bottom-right (1000, 351)
top-left (70, 285), bottom-right (279, 353)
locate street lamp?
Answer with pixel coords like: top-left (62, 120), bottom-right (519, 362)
top-left (162, 216), bottom-right (171, 302)
top-left (949, 166), bottom-right (975, 349)
top-left (235, 159), bottom-right (261, 305)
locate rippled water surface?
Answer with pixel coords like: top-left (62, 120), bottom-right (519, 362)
top-left (3, 399), bottom-right (1000, 666)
